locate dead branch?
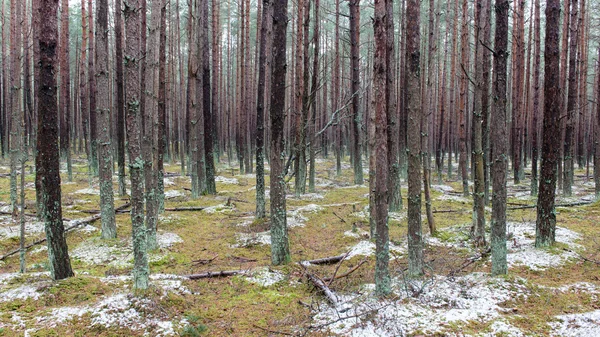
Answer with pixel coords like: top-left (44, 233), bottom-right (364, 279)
top-left (192, 254), bottom-right (218, 266)
top-left (324, 259), bottom-right (368, 284)
top-left (326, 251), bottom-right (351, 286)
top-left (302, 254), bottom-right (347, 265)
top-left (186, 270), bottom-right (245, 280)
top-left (332, 211), bottom-right (347, 223)
top-left (301, 263), bottom-right (338, 305)
top-left (164, 206), bottom-right (207, 212)
top-left (563, 248), bottom-right (600, 266)
top-left (231, 255), bottom-right (258, 263)
top-left (252, 324), bottom-right (295, 336)
top-left (446, 247), bottom-right (491, 279)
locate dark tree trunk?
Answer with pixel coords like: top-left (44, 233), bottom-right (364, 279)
top-left (201, 0), bottom-right (215, 195)
top-left (270, 0), bottom-right (290, 266)
top-left (490, 0), bottom-right (509, 276)
top-left (256, 0), bottom-right (272, 219)
top-left (349, 0), bottom-right (363, 186)
top-left (373, 0), bottom-right (390, 296)
top-left (406, 0), bottom-right (423, 278)
top-left (59, 0), bottom-right (72, 181)
top-left (563, 0), bottom-right (579, 196)
top-left (531, 0), bottom-right (541, 196)
top-left (96, 0), bottom-right (116, 239)
top-left (536, 0), bottom-right (561, 248)
top-left (387, 0), bottom-right (401, 212)
top-left (115, 0), bottom-right (126, 196)
top-left (88, 0), bottom-right (98, 177)
top-left (37, 0), bottom-right (74, 280)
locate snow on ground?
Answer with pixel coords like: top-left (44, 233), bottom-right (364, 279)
top-left (202, 204), bottom-right (235, 214)
top-left (232, 231), bottom-right (271, 248)
top-left (245, 267), bottom-right (285, 287)
top-left (288, 204), bottom-right (324, 228)
top-left (549, 310), bottom-right (600, 337)
top-left (312, 272), bottom-right (529, 336)
top-left (71, 231), bottom-right (183, 267)
top-left (346, 240), bottom-right (405, 259)
top-left (164, 190), bottom-right (185, 198)
top-left (432, 185), bottom-right (455, 193)
top-left (0, 221), bottom-right (45, 239)
top-left (73, 188), bottom-right (100, 195)
top-left (290, 193), bottom-right (325, 201)
top-left (215, 176), bottom-right (239, 185)
top-left (436, 193), bottom-right (470, 203)
top-left (506, 222), bottom-right (580, 271)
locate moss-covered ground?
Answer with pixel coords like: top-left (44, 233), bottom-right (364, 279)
top-left (0, 157), bottom-right (597, 336)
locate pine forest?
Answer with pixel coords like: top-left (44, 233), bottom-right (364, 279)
top-left (0, 0), bottom-right (600, 335)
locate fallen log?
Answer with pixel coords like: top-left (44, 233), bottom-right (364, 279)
top-left (302, 254), bottom-right (348, 265)
top-left (324, 259), bottom-right (367, 284)
top-left (0, 203), bottom-right (131, 261)
top-left (508, 200), bottom-right (594, 211)
top-left (447, 247), bottom-right (491, 279)
top-left (186, 270), bottom-right (244, 280)
top-left (164, 206), bottom-right (207, 212)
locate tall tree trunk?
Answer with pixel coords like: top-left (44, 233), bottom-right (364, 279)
top-left (531, 0), bottom-right (541, 196)
top-left (387, 0), bottom-right (401, 212)
top-left (157, 0), bottom-right (167, 210)
top-left (471, 0), bottom-right (488, 246)
top-left (187, 1), bottom-right (199, 198)
top-left (481, 0), bottom-right (492, 203)
top-left (511, 0), bottom-right (525, 184)
top-left (490, 0), bottom-right (509, 276)
top-left (115, 0), bottom-right (126, 196)
top-left (96, 0), bottom-right (116, 239)
top-left (256, 0), bottom-right (272, 219)
top-left (124, 0), bottom-right (149, 290)
top-left (350, 0), bottom-right (363, 186)
top-left (37, 0), bottom-right (74, 280)
top-left (423, 0), bottom-right (437, 234)
top-left (270, 0), bottom-right (291, 265)
top-left (144, 0), bottom-right (163, 250)
top-left (59, 0), bottom-right (72, 181)
top-left (201, 0), bottom-right (215, 195)
top-left (595, 48), bottom-right (600, 198)
top-left (458, 0), bottom-right (469, 197)
top-left (563, 0), bottom-right (579, 196)
top-left (88, 0), bottom-right (98, 177)
top-left (9, 0), bottom-right (21, 217)
top-left (536, 0), bottom-right (561, 248)
top-left (308, 0), bottom-right (320, 193)
top-left (373, 0), bottom-right (390, 296)
top-left (558, 0), bottom-right (570, 192)
top-left (406, 0), bottom-right (423, 278)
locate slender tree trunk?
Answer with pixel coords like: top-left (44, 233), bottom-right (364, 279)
top-left (595, 48), bottom-right (600, 198)
top-left (406, 0), bottom-right (423, 278)
top-left (471, 0), bottom-right (488, 246)
top-left (201, 0), bottom-right (215, 195)
top-left (59, 0), bottom-right (72, 181)
top-left (270, 0), bottom-right (291, 266)
top-left (423, 0), bottom-right (437, 234)
top-left (115, 0), bottom-right (126, 196)
top-left (88, 0), bottom-right (98, 177)
top-left (256, 0), bottom-right (272, 219)
top-left (481, 0), bottom-right (492, 203)
top-left (536, 0), bottom-right (561, 248)
top-left (490, 0), bottom-right (510, 276)
top-left (95, 0), bottom-right (116, 239)
top-left (373, 0), bottom-right (390, 296)
top-left (308, 0), bottom-right (320, 193)
top-left (124, 0), bottom-right (149, 290)
top-left (37, 0), bottom-right (74, 280)
top-left (558, 0), bottom-right (570, 192)
top-left (350, 0), bottom-right (363, 186)
top-left (563, 0), bottom-right (579, 196)
top-left (157, 0), bottom-right (167, 210)
top-left (387, 0), bottom-right (401, 212)
top-left (458, 0), bottom-right (469, 197)
top-left (531, 0), bottom-right (541, 196)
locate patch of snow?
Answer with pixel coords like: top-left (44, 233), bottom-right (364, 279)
top-left (287, 204), bottom-right (324, 228)
top-left (245, 267), bottom-right (285, 287)
top-left (388, 211), bottom-right (406, 222)
top-left (158, 232), bottom-right (183, 249)
top-left (506, 222), bottom-right (580, 271)
top-left (436, 194), bottom-right (469, 203)
top-left (203, 204), bottom-right (234, 214)
top-left (312, 273), bottom-right (529, 336)
top-left (164, 190), bottom-right (185, 199)
top-left (0, 221), bottom-right (45, 239)
top-left (233, 231), bottom-right (271, 248)
top-left (0, 285), bottom-right (43, 302)
top-left (215, 176), bottom-right (239, 185)
top-left (550, 310), bottom-right (600, 337)
top-left (291, 193), bottom-right (324, 201)
top-left (74, 188), bottom-right (100, 195)
top-left (432, 185), bottom-right (455, 193)
top-left (71, 238), bottom-right (131, 268)
top-left (163, 177), bottom-right (176, 186)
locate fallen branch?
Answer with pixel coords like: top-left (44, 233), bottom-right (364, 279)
top-left (192, 254), bottom-right (218, 266)
top-left (301, 263), bottom-right (338, 305)
top-left (231, 255), bottom-right (258, 263)
top-left (332, 211), bottom-right (347, 223)
top-left (507, 200), bottom-right (594, 211)
top-left (0, 211), bottom-right (37, 218)
top-left (186, 270), bottom-right (245, 280)
top-left (302, 254), bottom-right (347, 265)
top-left (326, 251), bottom-right (351, 286)
top-left (324, 259), bottom-right (368, 284)
top-left (447, 247), bottom-right (491, 279)
top-left (164, 206), bottom-right (207, 212)
top-left (0, 203), bottom-right (131, 261)
top-left (564, 248), bottom-right (600, 266)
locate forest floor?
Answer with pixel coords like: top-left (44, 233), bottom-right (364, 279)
top-left (0, 156), bottom-right (598, 336)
